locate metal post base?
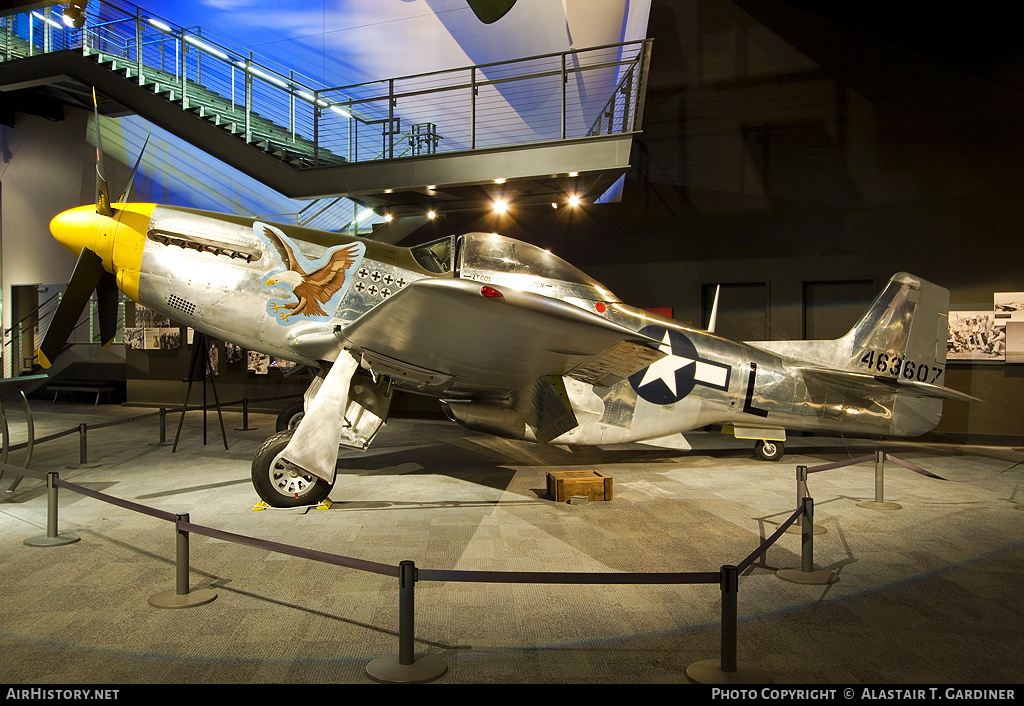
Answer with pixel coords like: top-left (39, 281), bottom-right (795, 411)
top-left (365, 654), bottom-right (448, 683)
top-left (857, 500), bottom-right (902, 510)
top-left (777, 567), bottom-right (839, 585)
top-left (149, 587), bottom-right (217, 608)
top-left (686, 659), bottom-right (772, 684)
top-left (24, 533), bottom-right (80, 547)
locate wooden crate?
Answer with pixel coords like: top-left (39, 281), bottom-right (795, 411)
top-left (546, 470), bottom-right (613, 502)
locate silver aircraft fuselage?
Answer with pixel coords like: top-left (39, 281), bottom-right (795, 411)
top-left (49, 202), bottom-right (955, 452)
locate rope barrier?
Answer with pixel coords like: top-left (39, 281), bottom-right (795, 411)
top-left (179, 520), bottom-right (398, 577)
top-left (9, 454), bottom-right (813, 683)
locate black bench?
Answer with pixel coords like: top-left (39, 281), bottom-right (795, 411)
top-left (46, 382), bottom-right (115, 405)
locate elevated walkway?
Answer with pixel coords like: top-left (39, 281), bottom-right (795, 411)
top-left (0, 1), bottom-right (651, 217)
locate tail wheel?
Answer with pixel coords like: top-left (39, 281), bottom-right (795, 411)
top-left (251, 429), bottom-right (333, 507)
top-left (754, 439), bottom-right (785, 462)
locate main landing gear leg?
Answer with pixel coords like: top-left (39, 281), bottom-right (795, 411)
top-left (251, 352), bottom-right (359, 508)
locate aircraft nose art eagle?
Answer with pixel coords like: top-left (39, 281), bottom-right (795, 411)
top-left (256, 223), bottom-right (366, 324)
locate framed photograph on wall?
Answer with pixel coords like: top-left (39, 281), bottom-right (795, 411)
top-left (947, 310), bottom-right (1005, 361)
top-left (994, 292), bottom-right (1024, 321)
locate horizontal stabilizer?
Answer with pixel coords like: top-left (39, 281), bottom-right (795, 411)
top-left (799, 366), bottom-right (981, 403)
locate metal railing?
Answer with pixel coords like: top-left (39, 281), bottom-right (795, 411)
top-left (312, 39), bottom-right (651, 165)
top-left (0, 1), bottom-right (650, 171)
top-left (2, 291), bottom-right (126, 379)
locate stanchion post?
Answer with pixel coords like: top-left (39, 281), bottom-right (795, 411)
top-left (801, 497), bottom-right (814, 573)
top-left (686, 564), bottom-right (772, 684)
top-left (720, 564), bottom-right (738, 673)
top-left (398, 560), bottom-right (416, 666)
top-left (68, 424), bottom-right (101, 469)
top-left (149, 407), bottom-right (171, 447)
top-left (175, 513), bottom-right (190, 596)
top-left (365, 560), bottom-right (447, 683)
top-left (149, 513), bottom-right (216, 608)
top-left (788, 464), bottom-right (825, 534)
top-left (874, 450), bottom-right (884, 503)
top-left (857, 450), bottom-right (902, 510)
top-left (234, 398), bottom-right (257, 431)
top-left (24, 472), bottom-right (80, 547)
top-left (778, 496), bottom-right (838, 586)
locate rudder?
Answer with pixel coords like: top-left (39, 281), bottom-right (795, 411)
top-left (847, 272), bottom-right (950, 386)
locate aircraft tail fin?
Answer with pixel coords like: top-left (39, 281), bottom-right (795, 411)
top-left (843, 272), bottom-right (950, 383)
top-left (747, 273), bottom-right (968, 436)
top-left (749, 272), bottom-right (951, 384)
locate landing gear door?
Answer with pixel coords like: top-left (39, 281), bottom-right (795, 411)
top-left (340, 371), bottom-right (393, 450)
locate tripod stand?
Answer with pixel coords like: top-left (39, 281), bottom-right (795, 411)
top-left (172, 332), bottom-right (228, 452)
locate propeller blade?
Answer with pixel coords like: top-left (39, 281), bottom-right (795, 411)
top-left (96, 271), bottom-right (120, 348)
top-left (117, 133), bottom-right (150, 204)
top-left (38, 248), bottom-right (106, 369)
top-left (92, 87), bottom-right (112, 217)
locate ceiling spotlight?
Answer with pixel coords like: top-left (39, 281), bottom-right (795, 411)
top-left (567, 195), bottom-right (581, 208)
top-left (494, 177), bottom-right (505, 184)
top-left (427, 210), bottom-right (436, 219)
top-left (551, 202), bottom-right (558, 209)
top-left (384, 213), bottom-right (393, 223)
top-left (568, 172), bottom-right (578, 177)
top-left (62, 2), bottom-right (87, 29)
top-left (493, 199), bottom-right (508, 214)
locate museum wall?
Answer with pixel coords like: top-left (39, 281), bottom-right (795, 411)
top-left (1, 111), bottom-right (91, 333)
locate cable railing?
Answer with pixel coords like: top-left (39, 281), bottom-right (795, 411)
top-left (0, 1), bottom-right (651, 171)
top-left (313, 40), bottom-right (651, 165)
top-left (2, 291), bottom-right (127, 379)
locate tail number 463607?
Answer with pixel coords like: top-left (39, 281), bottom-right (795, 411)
top-left (860, 350), bottom-right (942, 383)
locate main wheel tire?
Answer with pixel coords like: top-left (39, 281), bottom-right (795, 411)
top-left (275, 400), bottom-right (305, 432)
top-left (251, 429), bottom-right (333, 507)
top-left (754, 439), bottom-right (785, 462)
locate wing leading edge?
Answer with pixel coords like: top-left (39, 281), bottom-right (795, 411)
top-left (338, 278), bottom-right (664, 397)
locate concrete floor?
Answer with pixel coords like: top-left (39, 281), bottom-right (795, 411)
top-left (1, 400), bottom-right (1022, 685)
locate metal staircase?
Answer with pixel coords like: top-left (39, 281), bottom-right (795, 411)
top-left (0, 0), bottom-right (650, 214)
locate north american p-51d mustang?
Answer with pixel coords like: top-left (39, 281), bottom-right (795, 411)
top-left (40, 100), bottom-right (976, 507)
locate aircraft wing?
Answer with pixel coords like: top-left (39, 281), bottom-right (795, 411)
top-left (798, 366), bottom-right (981, 403)
top-left (338, 278), bottom-right (664, 396)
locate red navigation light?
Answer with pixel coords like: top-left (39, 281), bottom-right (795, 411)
top-left (596, 302), bottom-right (606, 313)
top-left (480, 286), bottom-right (504, 298)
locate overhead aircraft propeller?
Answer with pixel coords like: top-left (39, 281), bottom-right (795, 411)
top-left (37, 88), bottom-right (148, 369)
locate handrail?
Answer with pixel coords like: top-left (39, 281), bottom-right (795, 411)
top-left (2, 292), bottom-right (59, 339)
top-left (1, 1), bottom-right (650, 172)
top-left (2, 289), bottom-right (127, 379)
